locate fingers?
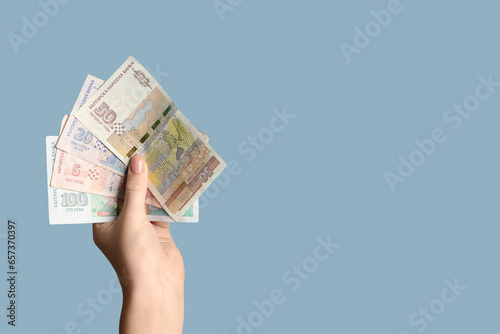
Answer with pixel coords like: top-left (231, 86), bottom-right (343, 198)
top-left (121, 155), bottom-right (149, 218)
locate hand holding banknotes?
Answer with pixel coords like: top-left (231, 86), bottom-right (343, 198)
top-left (45, 57), bottom-right (228, 332)
top-left (93, 155), bottom-right (185, 334)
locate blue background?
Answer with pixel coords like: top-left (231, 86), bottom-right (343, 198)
top-left (1, 0), bottom-right (499, 333)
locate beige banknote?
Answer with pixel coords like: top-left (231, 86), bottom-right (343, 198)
top-left (56, 80), bottom-right (161, 207)
top-left (74, 56), bottom-right (226, 221)
top-left (57, 75), bottom-right (210, 176)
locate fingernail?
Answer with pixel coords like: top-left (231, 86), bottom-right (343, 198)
top-left (130, 155), bottom-right (144, 174)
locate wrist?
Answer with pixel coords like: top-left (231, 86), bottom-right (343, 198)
top-left (122, 279), bottom-right (165, 307)
top-left (120, 279), bottom-right (184, 334)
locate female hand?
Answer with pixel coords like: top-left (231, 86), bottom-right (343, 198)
top-left (93, 155), bottom-right (185, 334)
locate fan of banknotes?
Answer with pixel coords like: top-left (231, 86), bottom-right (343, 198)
top-left (46, 56), bottom-right (226, 224)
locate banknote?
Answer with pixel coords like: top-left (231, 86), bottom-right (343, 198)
top-left (50, 147), bottom-right (163, 207)
top-left (58, 75), bottom-right (210, 175)
top-left (57, 76), bottom-right (128, 175)
top-left (46, 136), bottom-right (199, 224)
top-left (60, 114), bottom-right (69, 133)
top-left (56, 83), bottom-right (162, 207)
top-left (51, 148), bottom-right (126, 198)
top-left (70, 75), bottom-right (102, 115)
top-left (74, 56), bottom-right (226, 221)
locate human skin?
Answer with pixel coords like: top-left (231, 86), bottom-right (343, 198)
top-left (93, 155), bottom-right (185, 334)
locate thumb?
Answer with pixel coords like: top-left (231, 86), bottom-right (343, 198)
top-left (121, 154), bottom-right (149, 217)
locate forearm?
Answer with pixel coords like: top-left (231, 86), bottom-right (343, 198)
top-left (93, 155), bottom-right (185, 334)
top-left (120, 283), bottom-right (184, 334)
